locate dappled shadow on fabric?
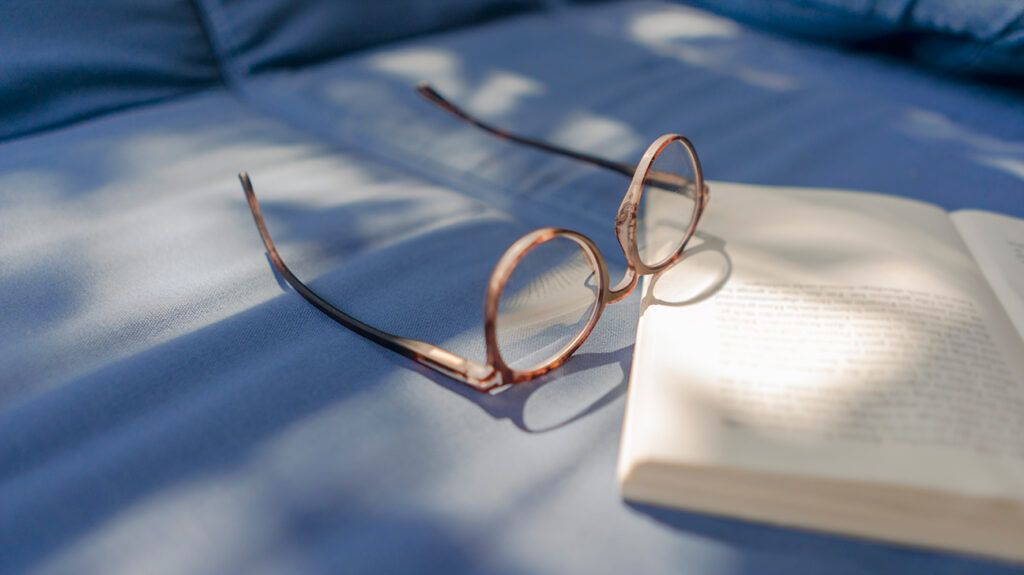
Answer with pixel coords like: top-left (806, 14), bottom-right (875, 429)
top-left (239, 1), bottom-right (1022, 222)
top-left (2, 2), bottom-right (1022, 573)
top-left (0, 82), bottom-right (639, 575)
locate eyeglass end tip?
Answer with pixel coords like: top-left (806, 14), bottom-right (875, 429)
top-left (415, 81), bottom-right (440, 100)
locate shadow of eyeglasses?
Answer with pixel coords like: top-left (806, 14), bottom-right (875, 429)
top-left (407, 230), bottom-right (731, 433)
top-left (644, 231), bottom-right (732, 309)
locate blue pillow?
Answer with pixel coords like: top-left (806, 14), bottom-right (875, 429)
top-left (194, 0), bottom-right (546, 78)
top-left (0, 0), bottom-right (221, 142)
top-left (680, 0), bottom-right (1024, 76)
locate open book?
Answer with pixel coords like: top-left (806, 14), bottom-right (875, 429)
top-left (618, 182), bottom-right (1024, 562)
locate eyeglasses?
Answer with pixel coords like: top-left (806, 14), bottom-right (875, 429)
top-left (240, 82), bottom-right (709, 393)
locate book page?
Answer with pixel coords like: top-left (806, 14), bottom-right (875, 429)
top-left (621, 182), bottom-right (1024, 502)
top-left (950, 210), bottom-right (1024, 341)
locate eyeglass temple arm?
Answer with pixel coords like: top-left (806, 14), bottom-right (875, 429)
top-left (416, 82), bottom-right (637, 178)
top-left (416, 82), bottom-right (706, 201)
top-left (239, 173), bottom-right (498, 392)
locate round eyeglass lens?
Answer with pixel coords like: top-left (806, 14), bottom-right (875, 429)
top-left (636, 138), bottom-right (700, 268)
top-left (496, 236), bottom-right (601, 372)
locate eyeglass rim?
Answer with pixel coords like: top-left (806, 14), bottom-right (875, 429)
top-left (617, 133), bottom-right (707, 274)
top-left (483, 228), bottom-right (610, 384)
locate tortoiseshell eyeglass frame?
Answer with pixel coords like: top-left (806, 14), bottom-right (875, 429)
top-left (240, 82), bottom-right (709, 393)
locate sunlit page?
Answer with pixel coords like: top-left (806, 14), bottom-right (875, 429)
top-left (624, 182), bottom-right (1024, 501)
top-left (951, 210), bottom-right (1024, 341)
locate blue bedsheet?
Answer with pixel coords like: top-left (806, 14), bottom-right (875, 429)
top-left (1, 2), bottom-right (1022, 573)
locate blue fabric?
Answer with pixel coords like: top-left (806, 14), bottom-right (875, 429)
top-left (1, 2), bottom-right (1023, 574)
top-left (239, 2), bottom-right (1023, 215)
top-left (0, 0), bottom-right (221, 142)
top-left (679, 0), bottom-right (1024, 75)
top-left (195, 0), bottom-right (547, 78)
